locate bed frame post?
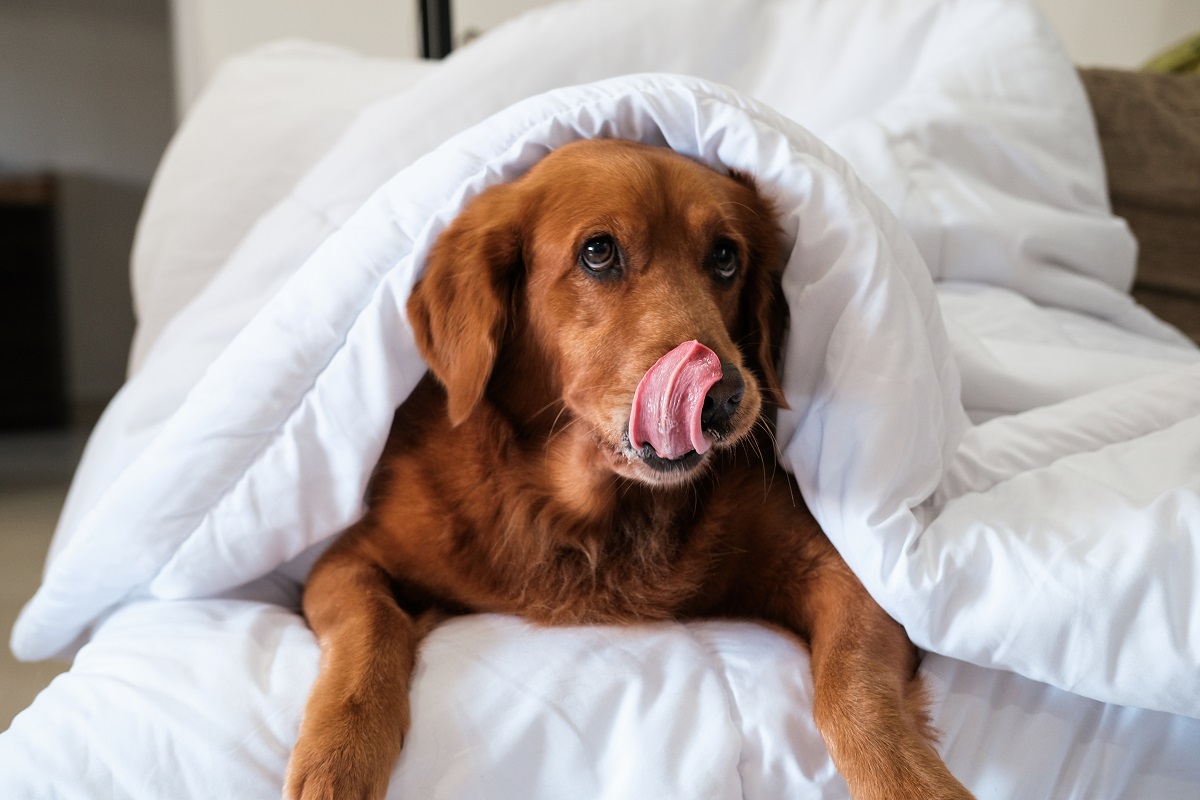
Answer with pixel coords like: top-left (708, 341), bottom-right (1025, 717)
top-left (420, 0), bottom-right (453, 59)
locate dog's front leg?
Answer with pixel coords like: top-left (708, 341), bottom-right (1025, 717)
top-left (285, 529), bottom-right (428, 800)
top-left (790, 549), bottom-right (974, 800)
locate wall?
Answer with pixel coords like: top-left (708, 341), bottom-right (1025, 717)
top-left (0, 0), bottom-right (175, 417)
top-left (0, 0), bottom-right (174, 184)
top-left (1035, 0), bottom-right (1200, 67)
top-left (170, 0), bottom-right (421, 112)
top-left (453, 0), bottom-right (557, 42)
top-left (167, 0), bottom-right (555, 110)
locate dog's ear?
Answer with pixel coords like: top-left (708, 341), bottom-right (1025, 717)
top-left (407, 184), bottom-right (523, 426)
top-left (743, 254), bottom-right (789, 410)
top-left (729, 170), bottom-right (790, 410)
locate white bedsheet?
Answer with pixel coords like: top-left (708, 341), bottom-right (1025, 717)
top-left (5, 1), bottom-right (1200, 798)
top-left (4, 598), bottom-right (1199, 798)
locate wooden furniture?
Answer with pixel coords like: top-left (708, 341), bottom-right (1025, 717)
top-left (0, 174), bottom-right (67, 429)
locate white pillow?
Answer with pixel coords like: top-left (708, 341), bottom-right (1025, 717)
top-left (128, 41), bottom-right (433, 372)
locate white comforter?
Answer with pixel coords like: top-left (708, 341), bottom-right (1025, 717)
top-left (5, 0), bottom-right (1200, 798)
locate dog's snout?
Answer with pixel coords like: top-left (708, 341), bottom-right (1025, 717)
top-left (701, 365), bottom-right (745, 432)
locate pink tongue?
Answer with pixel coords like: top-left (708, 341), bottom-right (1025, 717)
top-left (629, 341), bottom-right (723, 460)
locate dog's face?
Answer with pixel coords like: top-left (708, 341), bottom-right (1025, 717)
top-left (409, 139), bottom-right (786, 487)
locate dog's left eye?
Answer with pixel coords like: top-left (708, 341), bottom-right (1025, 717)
top-left (712, 240), bottom-right (739, 280)
top-left (580, 235), bottom-right (619, 273)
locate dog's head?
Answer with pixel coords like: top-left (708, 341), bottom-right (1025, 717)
top-left (408, 139), bottom-right (787, 486)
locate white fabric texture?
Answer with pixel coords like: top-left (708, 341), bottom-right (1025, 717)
top-left (4, 599), bottom-right (1199, 799)
top-left (5, 0), bottom-right (1200, 798)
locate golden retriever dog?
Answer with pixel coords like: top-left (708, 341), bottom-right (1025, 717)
top-left (285, 139), bottom-right (973, 800)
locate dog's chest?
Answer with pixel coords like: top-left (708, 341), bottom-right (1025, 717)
top-left (474, 496), bottom-right (720, 626)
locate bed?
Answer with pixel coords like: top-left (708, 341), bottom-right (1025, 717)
top-left (4, 0), bottom-right (1200, 797)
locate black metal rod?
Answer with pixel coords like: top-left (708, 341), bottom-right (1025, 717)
top-left (420, 0), bottom-right (453, 59)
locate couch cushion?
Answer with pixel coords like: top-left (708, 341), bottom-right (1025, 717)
top-left (1080, 68), bottom-right (1200, 341)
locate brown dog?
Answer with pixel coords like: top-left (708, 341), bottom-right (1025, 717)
top-left (285, 139), bottom-right (973, 800)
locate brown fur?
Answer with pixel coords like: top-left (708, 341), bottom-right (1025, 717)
top-left (285, 139), bottom-right (974, 800)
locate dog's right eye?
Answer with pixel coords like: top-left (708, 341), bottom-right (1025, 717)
top-left (580, 235), bottom-right (619, 274)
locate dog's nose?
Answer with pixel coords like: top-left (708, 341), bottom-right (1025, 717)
top-left (701, 365), bottom-right (745, 432)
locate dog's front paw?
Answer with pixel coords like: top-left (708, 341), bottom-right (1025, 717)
top-left (284, 732), bottom-right (393, 800)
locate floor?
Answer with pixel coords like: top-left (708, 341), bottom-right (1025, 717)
top-left (0, 426), bottom-right (88, 732)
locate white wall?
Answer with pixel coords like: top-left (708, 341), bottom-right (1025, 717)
top-left (170, 0), bottom-right (422, 113)
top-left (1034, 0), bottom-right (1200, 68)
top-left (0, 0), bottom-right (175, 184)
top-left (453, 0), bottom-right (557, 41)
top-left (168, 0), bottom-right (565, 110)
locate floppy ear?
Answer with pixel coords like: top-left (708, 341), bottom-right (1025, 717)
top-left (407, 184), bottom-right (523, 426)
top-left (743, 252), bottom-right (790, 410)
top-left (729, 170), bottom-right (790, 410)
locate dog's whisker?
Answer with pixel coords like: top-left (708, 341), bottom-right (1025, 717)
top-left (545, 406), bottom-right (577, 445)
top-left (716, 200), bottom-right (766, 220)
top-left (534, 397), bottom-right (568, 418)
top-left (759, 421), bottom-right (797, 507)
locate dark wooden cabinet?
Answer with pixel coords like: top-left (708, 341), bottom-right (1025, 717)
top-left (0, 175), bottom-right (67, 429)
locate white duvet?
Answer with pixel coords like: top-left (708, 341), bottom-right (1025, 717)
top-left (5, 1), bottom-right (1200, 798)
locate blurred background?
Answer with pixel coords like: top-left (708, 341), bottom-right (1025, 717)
top-left (1, 0), bottom-right (1198, 730)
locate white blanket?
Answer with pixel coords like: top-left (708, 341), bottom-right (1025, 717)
top-left (6, 0), bottom-right (1200, 797)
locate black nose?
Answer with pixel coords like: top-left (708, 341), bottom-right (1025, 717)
top-left (701, 364), bottom-right (745, 433)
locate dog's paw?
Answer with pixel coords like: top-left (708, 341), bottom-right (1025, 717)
top-left (283, 736), bottom-right (392, 800)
